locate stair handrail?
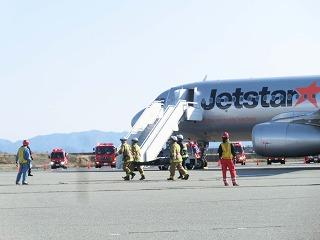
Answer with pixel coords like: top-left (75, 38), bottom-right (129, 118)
top-left (141, 100), bottom-right (188, 161)
top-left (125, 100), bottom-right (163, 139)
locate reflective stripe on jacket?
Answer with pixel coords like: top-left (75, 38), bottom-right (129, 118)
top-left (131, 143), bottom-right (141, 161)
top-left (221, 142), bottom-right (233, 159)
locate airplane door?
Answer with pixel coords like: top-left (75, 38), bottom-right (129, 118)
top-left (166, 88), bottom-right (198, 106)
top-left (186, 88), bottom-right (195, 106)
top-left (167, 88), bottom-right (187, 105)
top-left (185, 87), bottom-right (203, 121)
top-left (174, 88), bottom-right (187, 100)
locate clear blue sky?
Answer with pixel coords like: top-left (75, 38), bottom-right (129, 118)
top-left (1, 0), bottom-right (319, 141)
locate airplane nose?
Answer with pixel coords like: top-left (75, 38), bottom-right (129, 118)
top-left (131, 108), bottom-right (145, 127)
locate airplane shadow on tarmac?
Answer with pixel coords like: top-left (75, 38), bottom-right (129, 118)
top-left (236, 168), bottom-right (304, 177)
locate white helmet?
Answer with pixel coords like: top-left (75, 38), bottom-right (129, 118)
top-left (170, 136), bottom-right (178, 142)
top-left (132, 137), bottom-right (139, 142)
top-left (176, 134), bottom-right (184, 140)
top-left (120, 137), bottom-right (127, 142)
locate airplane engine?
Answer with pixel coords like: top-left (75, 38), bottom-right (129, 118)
top-left (252, 122), bottom-right (320, 157)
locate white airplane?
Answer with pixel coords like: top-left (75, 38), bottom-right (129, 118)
top-left (127, 75), bottom-right (320, 162)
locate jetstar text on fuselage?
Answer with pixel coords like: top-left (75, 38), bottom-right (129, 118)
top-left (201, 87), bottom-right (300, 110)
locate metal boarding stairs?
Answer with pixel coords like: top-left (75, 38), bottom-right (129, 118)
top-left (116, 100), bottom-right (203, 168)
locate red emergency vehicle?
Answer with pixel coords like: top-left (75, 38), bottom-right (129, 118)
top-left (49, 148), bottom-right (68, 169)
top-left (232, 142), bottom-right (246, 165)
top-left (185, 141), bottom-right (206, 170)
top-left (93, 143), bottom-right (117, 168)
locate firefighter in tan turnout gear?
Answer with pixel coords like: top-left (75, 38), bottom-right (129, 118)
top-left (131, 138), bottom-right (145, 180)
top-left (117, 137), bottom-right (135, 181)
top-left (167, 136), bottom-right (189, 181)
top-left (177, 134), bottom-right (189, 179)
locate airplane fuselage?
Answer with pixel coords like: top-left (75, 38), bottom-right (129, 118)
top-left (156, 76), bottom-right (320, 142)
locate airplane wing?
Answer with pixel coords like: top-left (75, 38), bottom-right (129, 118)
top-left (271, 110), bottom-right (320, 127)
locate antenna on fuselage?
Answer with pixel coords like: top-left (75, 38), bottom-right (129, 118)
top-left (202, 75), bottom-right (207, 81)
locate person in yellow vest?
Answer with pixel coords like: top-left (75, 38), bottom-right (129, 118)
top-left (218, 132), bottom-right (239, 186)
top-left (167, 136), bottom-right (189, 180)
top-left (131, 138), bottom-right (145, 180)
top-left (15, 140), bottom-right (32, 185)
top-left (117, 137), bottom-right (135, 181)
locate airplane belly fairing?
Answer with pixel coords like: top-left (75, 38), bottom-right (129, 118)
top-left (178, 105), bottom-right (299, 142)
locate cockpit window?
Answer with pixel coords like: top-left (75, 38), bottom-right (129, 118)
top-left (51, 152), bottom-right (64, 158)
top-left (96, 146), bottom-right (115, 155)
top-left (155, 97), bottom-right (165, 103)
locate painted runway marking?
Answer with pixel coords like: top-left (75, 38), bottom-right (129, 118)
top-left (110, 233), bottom-right (120, 236)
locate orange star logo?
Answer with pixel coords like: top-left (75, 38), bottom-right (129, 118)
top-left (295, 81), bottom-right (320, 108)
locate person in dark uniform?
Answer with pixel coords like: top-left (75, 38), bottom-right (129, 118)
top-left (27, 146), bottom-right (33, 176)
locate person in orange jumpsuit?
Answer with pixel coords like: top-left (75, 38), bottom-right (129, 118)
top-left (217, 132), bottom-right (239, 186)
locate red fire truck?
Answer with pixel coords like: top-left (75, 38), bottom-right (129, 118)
top-left (93, 143), bottom-right (117, 168)
top-left (49, 148), bottom-right (68, 169)
top-left (232, 142), bottom-right (247, 165)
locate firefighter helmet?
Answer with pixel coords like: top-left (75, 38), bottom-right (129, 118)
top-left (120, 137), bottom-right (127, 142)
top-left (176, 134), bottom-right (184, 140)
top-left (170, 136), bottom-right (178, 142)
top-left (132, 137), bottom-right (139, 142)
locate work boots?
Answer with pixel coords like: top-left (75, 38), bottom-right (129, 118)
top-left (167, 177), bottom-right (174, 181)
top-left (139, 175), bottom-right (145, 180)
top-left (178, 175), bottom-right (183, 179)
top-left (28, 169), bottom-right (33, 176)
top-left (183, 174), bottom-right (189, 180)
top-left (122, 176), bottom-right (130, 181)
top-left (131, 172), bottom-right (136, 180)
top-left (232, 181), bottom-right (239, 186)
top-left (223, 180), bottom-right (239, 186)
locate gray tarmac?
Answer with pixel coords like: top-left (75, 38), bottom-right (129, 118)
top-left (0, 163), bottom-right (320, 240)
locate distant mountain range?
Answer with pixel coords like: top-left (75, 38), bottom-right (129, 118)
top-left (0, 130), bottom-right (128, 153)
